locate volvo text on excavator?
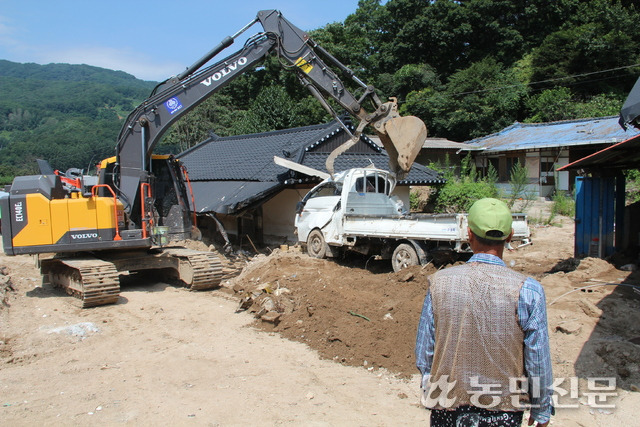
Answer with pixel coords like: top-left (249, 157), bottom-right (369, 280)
top-left (0, 10), bottom-right (427, 307)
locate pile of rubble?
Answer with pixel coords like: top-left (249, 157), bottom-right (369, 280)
top-left (225, 249), bottom-right (303, 324)
top-left (0, 266), bottom-right (14, 309)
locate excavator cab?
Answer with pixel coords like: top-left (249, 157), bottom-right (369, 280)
top-left (97, 155), bottom-right (195, 242)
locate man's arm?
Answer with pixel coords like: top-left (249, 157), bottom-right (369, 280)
top-left (519, 278), bottom-right (554, 424)
top-left (415, 289), bottom-right (435, 376)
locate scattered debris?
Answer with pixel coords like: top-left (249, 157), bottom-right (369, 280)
top-left (578, 298), bottom-right (603, 318)
top-left (348, 311), bottom-right (370, 322)
top-left (555, 321), bottom-right (582, 335)
top-left (47, 322), bottom-right (99, 338)
top-left (261, 311), bottom-right (281, 324)
top-left (400, 272), bottom-right (414, 282)
top-left (0, 267), bottom-right (15, 309)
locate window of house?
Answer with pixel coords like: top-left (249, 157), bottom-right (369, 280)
top-left (540, 157), bottom-right (556, 186)
top-left (495, 156), bottom-right (524, 182)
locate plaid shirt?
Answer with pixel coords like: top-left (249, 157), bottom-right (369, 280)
top-left (415, 253), bottom-right (554, 423)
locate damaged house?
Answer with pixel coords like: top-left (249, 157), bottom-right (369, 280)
top-left (464, 116), bottom-right (638, 197)
top-left (179, 119), bottom-right (443, 247)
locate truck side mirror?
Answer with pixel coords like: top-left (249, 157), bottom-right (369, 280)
top-left (296, 201), bottom-right (305, 214)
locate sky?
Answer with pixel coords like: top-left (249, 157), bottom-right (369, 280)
top-left (0, 0), bottom-right (363, 81)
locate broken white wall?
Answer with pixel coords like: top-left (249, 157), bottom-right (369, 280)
top-left (262, 189), bottom-right (305, 245)
top-left (391, 185), bottom-right (410, 210)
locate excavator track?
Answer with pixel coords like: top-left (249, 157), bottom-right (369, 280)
top-left (38, 248), bottom-right (222, 308)
top-left (160, 248), bottom-right (223, 290)
top-left (41, 257), bottom-right (120, 308)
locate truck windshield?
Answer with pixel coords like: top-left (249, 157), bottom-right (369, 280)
top-left (304, 182), bottom-right (342, 201)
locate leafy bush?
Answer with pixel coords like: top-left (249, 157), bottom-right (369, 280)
top-left (434, 179), bottom-right (499, 213)
top-left (552, 191), bottom-right (575, 217)
top-left (625, 169), bottom-right (640, 204)
top-left (431, 153), bottom-right (499, 213)
top-left (410, 190), bottom-right (421, 211)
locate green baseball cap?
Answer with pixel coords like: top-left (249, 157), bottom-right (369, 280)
top-left (468, 198), bottom-right (512, 241)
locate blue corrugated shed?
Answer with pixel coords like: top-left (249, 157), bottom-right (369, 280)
top-left (465, 116), bottom-right (640, 152)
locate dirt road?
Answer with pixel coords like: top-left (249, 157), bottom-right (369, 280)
top-left (1, 209), bottom-right (639, 426)
top-left (0, 257), bottom-right (427, 425)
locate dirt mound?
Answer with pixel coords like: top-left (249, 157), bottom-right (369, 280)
top-left (228, 237), bottom-right (640, 391)
top-left (567, 257), bottom-right (617, 280)
top-left (228, 250), bottom-right (437, 377)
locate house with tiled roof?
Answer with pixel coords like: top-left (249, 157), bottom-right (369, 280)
top-left (179, 119), bottom-right (443, 246)
top-left (464, 116), bottom-right (639, 197)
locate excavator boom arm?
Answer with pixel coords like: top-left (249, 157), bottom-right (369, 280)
top-left (114, 9), bottom-right (425, 225)
top-left (115, 34), bottom-right (278, 212)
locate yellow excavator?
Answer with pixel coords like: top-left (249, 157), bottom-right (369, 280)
top-left (0, 10), bottom-right (426, 307)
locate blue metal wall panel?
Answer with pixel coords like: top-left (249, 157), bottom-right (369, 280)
top-left (574, 176), bottom-right (616, 257)
top-left (603, 178), bottom-right (615, 255)
top-left (615, 175), bottom-right (626, 252)
top-left (575, 177), bottom-right (586, 255)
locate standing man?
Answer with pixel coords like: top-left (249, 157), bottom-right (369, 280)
top-left (416, 198), bottom-right (553, 426)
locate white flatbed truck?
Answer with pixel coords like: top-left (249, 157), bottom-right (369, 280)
top-left (294, 167), bottom-right (530, 271)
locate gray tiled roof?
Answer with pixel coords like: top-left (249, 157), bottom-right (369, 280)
top-left (179, 119), bottom-right (443, 214)
top-left (190, 181), bottom-right (280, 215)
top-left (301, 152), bottom-right (443, 185)
top-left (180, 122), bottom-right (339, 182)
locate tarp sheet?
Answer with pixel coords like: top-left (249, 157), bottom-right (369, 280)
top-left (190, 181), bottom-right (281, 215)
top-left (620, 76), bottom-right (640, 130)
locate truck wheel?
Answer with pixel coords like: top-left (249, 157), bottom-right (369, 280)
top-left (392, 243), bottom-right (419, 272)
top-left (307, 229), bottom-right (327, 259)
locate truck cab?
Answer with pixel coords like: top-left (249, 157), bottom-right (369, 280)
top-left (295, 168), bottom-right (405, 249)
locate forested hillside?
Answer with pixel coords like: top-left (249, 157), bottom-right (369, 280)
top-left (0, 61), bottom-right (155, 183)
top-left (2, 0), bottom-right (640, 182)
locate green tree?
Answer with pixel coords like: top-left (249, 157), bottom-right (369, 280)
top-left (376, 63), bottom-right (441, 102)
top-left (530, 1), bottom-right (640, 97)
top-left (230, 86), bottom-right (301, 135)
top-left (526, 88), bottom-right (625, 123)
top-left (405, 58), bottom-right (527, 141)
top-left (526, 87), bottom-right (576, 122)
top-left (506, 160), bottom-right (531, 209)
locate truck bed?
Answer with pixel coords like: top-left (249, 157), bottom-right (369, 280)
top-left (341, 189), bottom-right (530, 243)
top-left (342, 212), bottom-right (529, 242)
top-left (343, 212), bottom-right (466, 241)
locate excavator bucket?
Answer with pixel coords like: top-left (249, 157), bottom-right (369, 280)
top-left (376, 115), bottom-right (427, 179)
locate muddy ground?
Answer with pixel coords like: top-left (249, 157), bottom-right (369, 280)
top-left (1, 203), bottom-right (639, 425)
